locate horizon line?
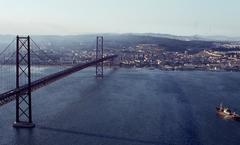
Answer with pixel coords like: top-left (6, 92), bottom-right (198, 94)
top-left (0, 32), bottom-right (239, 38)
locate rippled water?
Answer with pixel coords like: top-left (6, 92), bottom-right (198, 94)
top-left (0, 67), bottom-right (240, 145)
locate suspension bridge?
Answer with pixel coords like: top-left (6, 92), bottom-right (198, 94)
top-left (0, 35), bottom-right (117, 128)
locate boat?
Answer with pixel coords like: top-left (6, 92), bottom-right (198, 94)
top-left (216, 103), bottom-right (240, 121)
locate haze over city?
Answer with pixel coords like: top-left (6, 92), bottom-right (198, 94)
top-left (1, 1), bottom-right (240, 145)
top-left (0, 0), bottom-right (240, 36)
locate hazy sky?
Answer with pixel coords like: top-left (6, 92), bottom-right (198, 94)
top-left (0, 0), bottom-right (240, 36)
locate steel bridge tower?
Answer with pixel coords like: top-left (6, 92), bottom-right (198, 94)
top-left (96, 36), bottom-right (104, 78)
top-left (13, 36), bottom-right (35, 128)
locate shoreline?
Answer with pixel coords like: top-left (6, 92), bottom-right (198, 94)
top-left (1, 64), bottom-right (240, 72)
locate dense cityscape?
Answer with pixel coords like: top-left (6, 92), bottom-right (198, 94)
top-left (118, 43), bottom-right (240, 71)
top-left (1, 34), bottom-right (240, 71)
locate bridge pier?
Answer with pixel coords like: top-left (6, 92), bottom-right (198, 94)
top-left (0, 35), bottom-right (118, 127)
top-left (13, 36), bottom-right (35, 128)
top-left (96, 36), bottom-right (104, 79)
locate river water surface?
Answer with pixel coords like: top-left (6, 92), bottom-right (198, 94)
top-left (0, 68), bottom-right (240, 145)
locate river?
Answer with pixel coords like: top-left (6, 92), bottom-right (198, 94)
top-left (0, 67), bottom-right (240, 145)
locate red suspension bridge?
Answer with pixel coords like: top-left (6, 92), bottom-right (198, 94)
top-left (0, 35), bottom-right (117, 128)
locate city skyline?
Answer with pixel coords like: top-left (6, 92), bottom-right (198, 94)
top-left (0, 0), bottom-right (240, 36)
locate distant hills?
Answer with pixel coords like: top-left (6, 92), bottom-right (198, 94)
top-left (133, 33), bottom-right (240, 42)
top-left (101, 34), bottom-right (214, 52)
top-left (0, 33), bottom-right (238, 52)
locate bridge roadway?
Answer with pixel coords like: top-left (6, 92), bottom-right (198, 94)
top-left (0, 55), bottom-right (118, 106)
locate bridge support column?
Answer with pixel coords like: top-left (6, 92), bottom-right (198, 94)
top-left (13, 36), bottom-right (35, 128)
top-left (96, 36), bottom-right (104, 78)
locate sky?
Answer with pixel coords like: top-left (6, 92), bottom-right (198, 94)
top-left (0, 0), bottom-right (240, 36)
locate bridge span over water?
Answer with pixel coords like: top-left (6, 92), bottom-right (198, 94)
top-left (0, 35), bottom-right (117, 128)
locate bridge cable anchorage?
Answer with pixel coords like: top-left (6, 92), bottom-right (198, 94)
top-left (96, 36), bottom-right (104, 79)
top-left (13, 35), bottom-right (35, 128)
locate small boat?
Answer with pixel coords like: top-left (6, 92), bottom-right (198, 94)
top-left (216, 103), bottom-right (240, 121)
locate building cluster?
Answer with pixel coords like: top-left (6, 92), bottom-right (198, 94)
top-left (118, 44), bottom-right (240, 71)
top-left (1, 42), bottom-right (240, 71)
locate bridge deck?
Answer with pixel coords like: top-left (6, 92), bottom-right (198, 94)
top-left (0, 55), bottom-right (117, 106)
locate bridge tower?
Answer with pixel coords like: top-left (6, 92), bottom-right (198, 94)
top-left (96, 36), bottom-right (104, 78)
top-left (13, 36), bottom-right (35, 128)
